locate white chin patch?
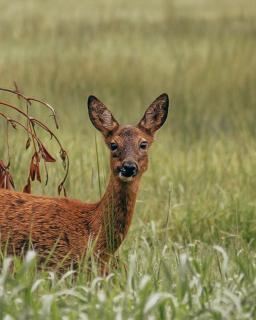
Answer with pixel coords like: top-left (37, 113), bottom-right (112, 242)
top-left (118, 172), bottom-right (133, 182)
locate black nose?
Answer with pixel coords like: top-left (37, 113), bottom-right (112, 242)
top-left (120, 161), bottom-right (138, 178)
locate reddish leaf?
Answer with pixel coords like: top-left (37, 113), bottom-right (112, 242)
top-left (30, 162), bottom-right (36, 181)
top-left (35, 162), bottom-right (41, 182)
top-left (34, 152), bottom-right (40, 162)
top-left (0, 160), bottom-right (15, 190)
top-left (0, 160), bottom-right (6, 171)
top-left (29, 152), bottom-right (40, 181)
top-left (23, 178), bottom-right (31, 193)
top-left (6, 173), bottom-right (15, 190)
top-left (40, 144), bottom-right (56, 162)
top-left (0, 173), bottom-right (6, 188)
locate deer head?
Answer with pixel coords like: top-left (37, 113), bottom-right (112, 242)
top-left (88, 94), bottom-right (169, 182)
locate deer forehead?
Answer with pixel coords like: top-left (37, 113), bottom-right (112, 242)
top-left (108, 126), bottom-right (152, 146)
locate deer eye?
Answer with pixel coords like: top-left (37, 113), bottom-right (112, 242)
top-left (110, 142), bottom-right (118, 151)
top-left (140, 141), bottom-right (148, 150)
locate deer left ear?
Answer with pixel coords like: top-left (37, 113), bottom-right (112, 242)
top-left (137, 93), bottom-right (169, 135)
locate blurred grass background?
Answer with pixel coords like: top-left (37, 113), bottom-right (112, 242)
top-left (0, 0), bottom-right (256, 318)
top-left (1, 0), bottom-right (256, 244)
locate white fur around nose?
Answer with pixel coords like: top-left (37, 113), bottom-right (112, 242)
top-left (118, 172), bottom-right (133, 182)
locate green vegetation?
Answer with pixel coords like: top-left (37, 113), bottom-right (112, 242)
top-left (0, 0), bottom-right (256, 318)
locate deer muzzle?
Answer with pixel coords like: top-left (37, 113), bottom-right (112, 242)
top-left (120, 161), bottom-right (138, 179)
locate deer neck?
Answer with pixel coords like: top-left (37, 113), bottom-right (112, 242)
top-left (97, 174), bottom-right (140, 253)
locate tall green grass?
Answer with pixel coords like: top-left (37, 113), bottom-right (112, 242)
top-left (0, 0), bottom-right (256, 318)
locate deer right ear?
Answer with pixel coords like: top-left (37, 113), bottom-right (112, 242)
top-left (87, 96), bottom-right (119, 137)
top-left (137, 93), bottom-right (169, 135)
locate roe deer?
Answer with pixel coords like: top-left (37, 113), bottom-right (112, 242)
top-left (0, 93), bottom-right (169, 269)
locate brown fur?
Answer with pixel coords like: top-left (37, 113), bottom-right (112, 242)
top-left (0, 94), bottom-right (169, 269)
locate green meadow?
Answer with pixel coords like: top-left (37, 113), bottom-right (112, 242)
top-left (0, 0), bottom-right (256, 318)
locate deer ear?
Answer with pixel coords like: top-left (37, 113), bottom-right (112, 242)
top-left (87, 95), bottom-right (119, 137)
top-left (137, 93), bottom-right (169, 135)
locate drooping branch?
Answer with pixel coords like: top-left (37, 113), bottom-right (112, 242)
top-left (0, 87), bottom-right (59, 129)
top-left (0, 86), bottom-right (69, 196)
